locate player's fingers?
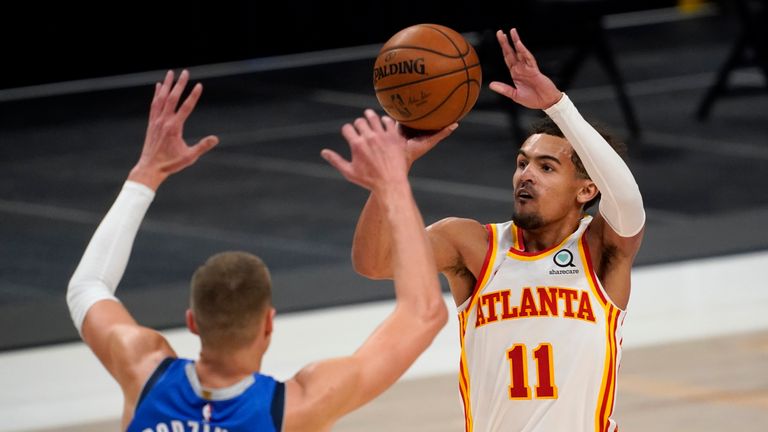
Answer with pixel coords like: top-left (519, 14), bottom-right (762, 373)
top-left (433, 122), bottom-right (459, 141)
top-left (162, 69), bottom-right (189, 117)
top-left (158, 70), bottom-right (174, 101)
top-left (155, 71), bottom-right (175, 119)
top-left (149, 82), bottom-right (162, 121)
top-left (497, 29), bottom-right (517, 69)
top-left (489, 81), bottom-right (518, 101)
top-left (154, 71), bottom-right (174, 116)
top-left (381, 115), bottom-right (396, 132)
top-left (511, 29), bottom-right (537, 68)
top-left (364, 109), bottom-right (384, 132)
top-left (353, 116), bottom-right (372, 136)
top-left (191, 135), bottom-right (219, 158)
top-left (177, 83), bottom-right (203, 123)
top-left (341, 123), bottom-right (360, 144)
top-left (509, 29), bottom-right (526, 64)
top-left (411, 122), bottom-right (458, 154)
top-left (320, 149), bottom-right (355, 179)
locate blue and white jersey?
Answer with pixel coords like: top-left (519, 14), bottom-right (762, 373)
top-left (127, 358), bottom-right (284, 432)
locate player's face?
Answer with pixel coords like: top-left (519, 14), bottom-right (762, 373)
top-left (512, 134), bottom-right (583, 230)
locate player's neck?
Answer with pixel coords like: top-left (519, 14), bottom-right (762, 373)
top-left (519, 214), bottom-right (582, 252)
top-left (195, 346), bottom-right (263, 389)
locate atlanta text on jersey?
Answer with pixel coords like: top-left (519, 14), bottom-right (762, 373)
top-left (474, 286), bottom-right (596, 328)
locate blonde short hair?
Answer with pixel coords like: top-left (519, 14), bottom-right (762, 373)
top-left (190, 251), bottom-right (272, 349)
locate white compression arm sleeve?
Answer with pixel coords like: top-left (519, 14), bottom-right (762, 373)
top-left (67, 181), bottom-right (155, 335)
top-left (544, 94), bottom-right (645, 237)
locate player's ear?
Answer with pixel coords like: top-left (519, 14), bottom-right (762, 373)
top-left (186, 309), bottom-right (199, 335)
top-left (264, 307), bottom-right (276, 337)
top-left (576, 180), bottom-right (598, 205)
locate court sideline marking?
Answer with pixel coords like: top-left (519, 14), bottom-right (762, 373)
top-left (0, 198), bottom-right (348, 258)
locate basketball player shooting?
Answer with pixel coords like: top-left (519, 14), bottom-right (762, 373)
top-left (350, 28), bottom-right (645, 431)
top-left (66, 70), bottom-right (447, 431)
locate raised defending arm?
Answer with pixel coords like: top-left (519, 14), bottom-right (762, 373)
top-left (282, 110), bottom-right (448, 431)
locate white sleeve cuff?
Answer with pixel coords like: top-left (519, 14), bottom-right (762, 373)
top-left (67, 180), bottom-right (155, 335)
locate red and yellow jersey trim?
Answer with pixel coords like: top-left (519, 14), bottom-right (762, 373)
top-left (578, 234), bottom-right (610, 309)
top-left (458, 313), bottom-right (473, 432)
top-left (507, 223), bottom-right (576, 261)
top-left (467, 223), bottom-right (498, 307)
top-left (457, 223), bottom-right (498, 432)
top-left (579, 235), bottom-right (622, 432)
top-left (594, 307), bottom-right (621, 432)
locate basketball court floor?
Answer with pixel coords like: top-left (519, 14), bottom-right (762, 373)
top-left (1, 5), bottom-right (767, 431)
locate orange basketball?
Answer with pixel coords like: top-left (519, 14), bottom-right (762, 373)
top-left (373, 24), bottom-right (482, 131)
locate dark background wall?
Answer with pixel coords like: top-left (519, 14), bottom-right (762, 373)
top-left (1, 0), bottom-right (680, 89)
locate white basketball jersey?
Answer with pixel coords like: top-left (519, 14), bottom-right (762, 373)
top-left (457, 216), bottom-right (625, 432)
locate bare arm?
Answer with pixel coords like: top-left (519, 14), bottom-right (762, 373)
top-left (351, 119), bottom-right (457, 280)
top-left (66, 70), bottom-right (218, 423)
top-left (282, 110), bottom-right (448, 431)
top-left (350, 193), bottom-right (392, 278)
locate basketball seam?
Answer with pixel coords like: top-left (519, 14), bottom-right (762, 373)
top-left (377, 46), bottom-right (468, 59)
top-left (374, 63), bottom-right (481, 93)
top-left (422, 24), bottom-right (473, 125)
top-left (421, 24), bottom-right (471, 57)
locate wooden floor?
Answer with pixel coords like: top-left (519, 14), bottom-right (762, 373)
top-left (336, 330), bottom-right (768, 431)
top-left (38, 329), bottom-right (768, 432)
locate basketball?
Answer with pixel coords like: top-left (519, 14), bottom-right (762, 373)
top-left (373, 24), bottom-right (482, 131)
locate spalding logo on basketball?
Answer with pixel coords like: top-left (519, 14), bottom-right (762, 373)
top-left (373, 24), bottom-right (482, 131)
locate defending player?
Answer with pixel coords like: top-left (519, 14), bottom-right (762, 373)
top-left (67, 70), bottom-right (447, 431)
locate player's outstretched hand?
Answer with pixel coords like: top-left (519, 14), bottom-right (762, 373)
top-left (128, 70), bottom-right (219, 190)
top-left (489, 28), bottom-right (562, 110)
top-left (322, 109), bottom-right (411, 193)
top-left (399, 122), bottom-right (458, 169)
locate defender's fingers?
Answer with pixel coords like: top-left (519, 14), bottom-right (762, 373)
top-left (149, 82), bottom-right (162, 121)
top-left (353, 116), bottom-right (373, 135)
top-left (162, 69), bottom-right (190, 117)
top-left (321, 149), bottom-right (354, 179)
top-left (191, 135), bottom-right (219, 158)
top-left (381, 115), bottom-right (396, 132)
top-left (341, 123), bottom-right (360, 143)
top-left (364, 109), bottom-right (384, 132)
top-left (177, 83), bottom-right (203, 123)
top-left (158, 70), bottom-right (174, 99)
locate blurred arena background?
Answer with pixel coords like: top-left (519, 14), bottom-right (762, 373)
top-left (1, 0), bottom-right (766, 430)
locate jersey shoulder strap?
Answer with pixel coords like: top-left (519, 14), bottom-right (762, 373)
top-left (136, 356), bottom-right (176, 408)
top-left (270, 380), bottom-right (285, 431)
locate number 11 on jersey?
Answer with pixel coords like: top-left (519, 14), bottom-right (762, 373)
top-left (506, 343), bottom-right (558, 399)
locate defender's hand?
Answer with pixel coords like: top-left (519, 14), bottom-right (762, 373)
top-left (128, 70), bottom-right (219, 190)
top-left (322, 109), bottom-right (411, 193)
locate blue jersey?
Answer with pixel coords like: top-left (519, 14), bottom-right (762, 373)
top-left (127, 358), bottom-right (284, 432)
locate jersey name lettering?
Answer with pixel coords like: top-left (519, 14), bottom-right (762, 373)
top-left (474, 286), bottom-right (596, 327)
top-left (141, 420), bottom-right (228, 432)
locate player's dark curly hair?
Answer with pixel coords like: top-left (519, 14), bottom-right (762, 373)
top-left (529, 116), bottom-right (628, 210)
